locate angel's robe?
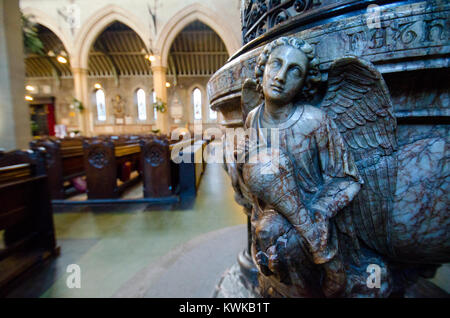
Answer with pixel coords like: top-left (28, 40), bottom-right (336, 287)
top-left (244, 102), bottom-right (363, 264)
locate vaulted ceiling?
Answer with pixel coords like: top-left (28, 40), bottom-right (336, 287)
top-left (88, 22), bottom-right (150, 77)
top-left (25, 20), bottom-right (229, 79)
top-left (168, 20), bottom-right (229, 77)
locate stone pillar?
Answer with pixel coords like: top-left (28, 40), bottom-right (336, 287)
top-left (151, 65), bottom-right (170, 134)
top-left (0, 0), bottom-right (32, 150)
top-left (72, 67), bottom-right (91, 136)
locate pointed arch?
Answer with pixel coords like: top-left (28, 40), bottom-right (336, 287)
top-left (155, 3), bottom-right (241, 68)
top-left (73, 4), bottom-right (151, 69)
top-left (21, 7), bottom-right (73, 56)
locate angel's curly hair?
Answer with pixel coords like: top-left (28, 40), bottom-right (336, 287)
top-left (255, 37), bottom-right (321, 101)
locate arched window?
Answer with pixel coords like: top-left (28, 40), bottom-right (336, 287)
top-left (193, 88), bottom-right (202, 120)
top-left (136, 88), bottom-right (147, 120)
top-left (95, 89), bottom-right (106, 121)
top-left (152, 89), bottom-right (158, 120)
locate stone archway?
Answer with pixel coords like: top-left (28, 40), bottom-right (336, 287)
top-left (155, 3), bottom-right (241, 68)
top-left (72, 4), bottom-right (151, 69)
top-left (21, 7), bottom-right (73, 57)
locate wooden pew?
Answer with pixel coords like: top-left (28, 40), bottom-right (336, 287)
top-left (140, 136), bottom-right (187, 199)
top-left (140, 136), bottom-right (172, 198)
top-left (0, 148), bottom-right (58, 294)
top-left (83, 137), bottom-right (141, 199)
top-left (84, 134), bottom-right (210, 200)
top-left (176, 140), bottom-right (208, 197)
top-left (140, 137), bottom-right (209, 199)
top-left (30, 137), bottom-right (85, 199)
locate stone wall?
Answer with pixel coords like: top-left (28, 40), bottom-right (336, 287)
top-left (25, 75), bottom-right (219, 136)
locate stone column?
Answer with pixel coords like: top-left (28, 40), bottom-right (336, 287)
top-left (0, 0), bottom-right (32, 150)
top-left (151, 65), bottom-right (170, 134)
top-left (72, 67), bottom-right (91, 136)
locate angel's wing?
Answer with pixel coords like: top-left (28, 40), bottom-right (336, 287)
top-left (241, 78), bottom-right (262, 123)
top-left (321, 57), bottom-right (398, 257)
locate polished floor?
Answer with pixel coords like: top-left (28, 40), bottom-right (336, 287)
top-left (6, 163), bottom-right (247, 298)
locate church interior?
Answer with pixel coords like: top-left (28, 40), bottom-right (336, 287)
top-left (1, 0), bottom-right (249, 298)
top-left (0, 0), bottom-right (448, 299)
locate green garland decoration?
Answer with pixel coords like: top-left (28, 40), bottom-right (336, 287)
top-left (21, 13), bottom-right (44, 55)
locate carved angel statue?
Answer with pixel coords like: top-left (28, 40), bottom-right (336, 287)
top-left (233, 36), bottom-right (449, 298)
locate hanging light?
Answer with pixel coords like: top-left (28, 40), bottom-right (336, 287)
top-left (25, 85), bottom-right (35, 92)
top-left (25, 95), bottom-right (34, 101)
top-left (142, 48), bottom-right (155, 62)
top-left (94, 83), bottom-right (102, 89)
top-left (165, 82), bottom-right (171, 88)
top-left (145, 54), bottom-right (156, 62)
top-left (57, 55), bottom-right (68, 64)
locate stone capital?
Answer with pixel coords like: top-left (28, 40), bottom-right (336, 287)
top-left (71, 67), bottom-right (89, 76)
top-left (151, 65), bottom-right (168, 74)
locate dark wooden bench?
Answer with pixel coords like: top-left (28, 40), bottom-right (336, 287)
top-left (140, 136), bottom-right (173, 198)
top-left (30, 137), bottom-right (85, 199)
top-left (83, 137), bottom-right (142, 199)
top-left (141, 137), bottom-right (210, 200)
top-left (0, 148), bottom-right (58, 295)
top-left (176, 139), bottom-right (208, 198)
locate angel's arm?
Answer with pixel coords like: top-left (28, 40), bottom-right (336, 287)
top-left (310, 114), bottom-right (363, 219)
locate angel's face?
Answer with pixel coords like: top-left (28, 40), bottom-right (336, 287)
top-left (262, 45), bottom-right (308, 105)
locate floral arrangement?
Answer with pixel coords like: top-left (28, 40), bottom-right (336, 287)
top-left (71, 98), bottom-right (85, 112)
top-left (153, 97), bottom-right (167, 113)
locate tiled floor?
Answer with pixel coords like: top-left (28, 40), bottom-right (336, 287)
top-left (6, 163), bottom-right (247, 298)
top-left (69, 171), bottom-right (143, 201)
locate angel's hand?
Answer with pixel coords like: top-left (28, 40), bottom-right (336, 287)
top-left (309, 204), bottom-right (329, 223)
top-left (286, 206), bottom-right (335, 265)
top-left (309, 206), bottom-right (331, 252)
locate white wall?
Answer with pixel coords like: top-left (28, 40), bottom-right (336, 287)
top-left (25, 75), bottom-right (218, 135)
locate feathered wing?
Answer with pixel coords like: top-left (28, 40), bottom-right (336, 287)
top-left (320, 57), bottom-right (398, 257)
top-left (241, 79), bottom-right (262, 123)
